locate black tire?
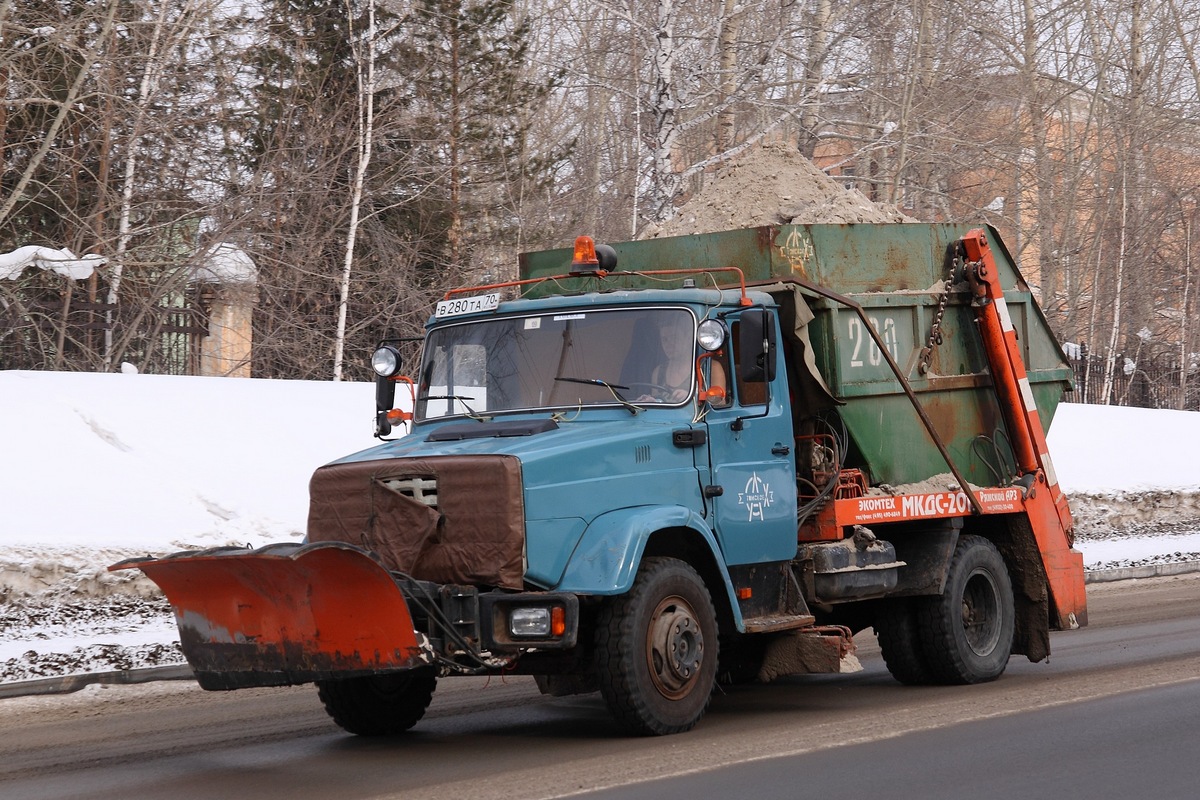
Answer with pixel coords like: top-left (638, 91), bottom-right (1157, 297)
top-left (915, 535), bottom-right (1014, 684)
top-left (874, 598), bottom-right (935, 685)
top-left (317, 669), bottom-right (437, 736)
top-left (595, 557), bottom-right (719, 735)
top-left (717, 633), bottom-right (767, 686)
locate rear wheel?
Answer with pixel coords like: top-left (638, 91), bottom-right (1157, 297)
top-left (875, 598), bottom-right (934, 685)
top-left (595, 557), bottom-right (719, 735)
top-left (317, 668), bottom-right (437, 735)
top-left (916, 535), bottom-right (1014, 684)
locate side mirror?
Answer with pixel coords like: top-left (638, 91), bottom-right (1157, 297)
top-left (376, 375), bottom-right (397, 416)
top-left (375, 382), bottom-right (396, 437)
top-left (738, 309), bottom-right (776, 383)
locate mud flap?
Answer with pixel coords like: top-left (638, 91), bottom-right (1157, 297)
top-left (111, 542), bottom-right (429, 690)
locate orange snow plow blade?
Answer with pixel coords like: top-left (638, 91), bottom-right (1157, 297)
top-left (111, 541), bottom-right (428, 690)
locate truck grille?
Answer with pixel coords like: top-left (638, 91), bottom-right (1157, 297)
top-left (380, 476), bottom-right (439, 507)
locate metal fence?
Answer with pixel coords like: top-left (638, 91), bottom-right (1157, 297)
top-left (0, 292), bottom-right (208, 374)
top-left (1066, 345), bottom-right (1200, 411)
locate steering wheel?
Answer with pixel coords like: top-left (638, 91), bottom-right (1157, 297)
top-left (626, 382), bottom-right (679, 401)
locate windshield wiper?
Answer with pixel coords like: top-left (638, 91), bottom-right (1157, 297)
top-left (417, 394), bottom-right (490, 421)
top-left (554, 377), bottom-right (639, 414)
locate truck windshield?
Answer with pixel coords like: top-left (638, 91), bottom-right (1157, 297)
top-left (416, 307), bottom-right (696, 420)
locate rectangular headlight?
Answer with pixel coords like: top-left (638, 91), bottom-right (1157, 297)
top-left (509, 607), bottom-right (551, 637)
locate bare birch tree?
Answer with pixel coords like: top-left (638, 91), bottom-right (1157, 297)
top-left (104, 0), bottom-right (208, 369)
top-left (333, 0), bottom-right (378, 381)
top-left (0, 0), bottom-right (119, 229)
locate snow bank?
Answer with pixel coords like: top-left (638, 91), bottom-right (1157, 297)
top-left (0, 370), bottom-right (375, 553)
top-left (2, 370), bottom-right (1199, 598)
top-left (1, 369), bottom-right (1198, 684)
top-left (1047, 403), bottom-right (1200, 532)
top-left (0, 370), bottom-right (381, 617)
top-left (1047, 403), bottom-right (1200, 493)
top-left (0, 370), bottom-right (382, 682)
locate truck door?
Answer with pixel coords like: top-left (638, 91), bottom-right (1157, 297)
top-left (703, 309), bottom-right (798, 566)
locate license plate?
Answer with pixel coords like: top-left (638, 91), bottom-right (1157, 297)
top-left (435, 292), bottom-right (500, 318)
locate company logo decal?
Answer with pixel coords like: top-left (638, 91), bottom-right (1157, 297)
top-left (737, 472), bottom-right (774, 521)
top-left (777, 228), bottom-right (814, 276)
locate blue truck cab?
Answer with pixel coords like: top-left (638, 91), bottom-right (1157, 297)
top-left (364, 287), bottom-right (797, 596)
top-left (299, 274), bottom-right (830, 736)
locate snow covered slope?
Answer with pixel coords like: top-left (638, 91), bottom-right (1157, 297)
top-left (1, 370), bottom-right (1198, 683)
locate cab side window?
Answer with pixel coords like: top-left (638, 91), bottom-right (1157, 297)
top-left (706, 350), bottom-right (733, 408)
top-left (730, 321), bottom-right (768, 406)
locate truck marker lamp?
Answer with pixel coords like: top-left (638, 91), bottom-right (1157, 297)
top-left (697, 319), bottom-right (726, 351)
top-left (737, 587), bottom-right (752, 600)
top-left (371, 345), bottom-right (403, 378)
top-left (386, 408), bottom-right (412, 424)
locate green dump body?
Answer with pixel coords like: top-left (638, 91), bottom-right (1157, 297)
top-left (519, 224), bottom-right (1074, 488)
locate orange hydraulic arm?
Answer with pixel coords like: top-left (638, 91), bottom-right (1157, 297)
top-left (962, 229), bottom-right (1086, 629)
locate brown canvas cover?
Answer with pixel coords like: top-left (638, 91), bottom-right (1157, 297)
top-left (306, 455), bottom-right (525, 590)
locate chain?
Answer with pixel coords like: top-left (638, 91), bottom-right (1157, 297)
top-left (918, 253), bottom-right (959, 375)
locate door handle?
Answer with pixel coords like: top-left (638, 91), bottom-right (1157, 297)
top-left (771, 445), bottom-right (791, 456)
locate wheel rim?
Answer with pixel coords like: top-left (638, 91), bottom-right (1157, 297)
top-left (645, 594), bottom-right (705, 700)
top-left (960, 567), bottom-right (1002, 656)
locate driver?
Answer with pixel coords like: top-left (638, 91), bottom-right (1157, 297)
top-left (632, 321), bottom-right (693, 403)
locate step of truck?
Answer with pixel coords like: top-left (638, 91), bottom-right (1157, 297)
top-left (742, 613), bottom-right (817, 634)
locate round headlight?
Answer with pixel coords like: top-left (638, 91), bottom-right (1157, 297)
top-left (371, 345), bottom-right (402, 377)
top-left (697, 319), bottom-right (726, 351)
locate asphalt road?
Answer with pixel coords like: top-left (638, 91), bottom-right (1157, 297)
top-left (1, 574), bottom-right (1197, 800)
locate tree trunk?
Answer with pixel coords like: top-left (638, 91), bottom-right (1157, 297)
top-left (649, 0), bottom-right (680, 222)
top-left (886, 0), bottom-right (930, 206)
top-left (714, 0), bottom-right (739, 154)
top-left (796, 0), bottom-right (830, 159)
top-left (106, 1), bottom-right (196, 369)
top-left (0, 0), bottom-right (118, 229)
top-left (448, 9), bottom-right (464, 269)
top-left (334, 0), bottom-right (377, 381)
top-left (1181, 210), bottom-right (1193, 409)
top-left (1101, 169), bottom-right (1129, 406)
top-left (1022, 0), bottom-right (1056, 313)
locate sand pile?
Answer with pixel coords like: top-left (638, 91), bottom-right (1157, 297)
top-left (648, 142), bottom-right (915, 238)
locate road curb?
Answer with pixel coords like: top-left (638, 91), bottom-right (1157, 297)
top-left (2, 562), bottom-right (1198, 700)
top-left (0, 664), bottom-right (195, 700)
top-left (1084, 559), bottom-right (1200, 583)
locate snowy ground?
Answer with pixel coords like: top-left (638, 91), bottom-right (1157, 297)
top-left (1, 370), bottom-right (1199, 685)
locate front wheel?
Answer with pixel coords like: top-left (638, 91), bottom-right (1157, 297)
top-left (916, 535), bottom-right (1014, 684)
top-left (595, 557), bottom-right (719, 735)
top-left (317, 668), bottom-right (437, 735)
